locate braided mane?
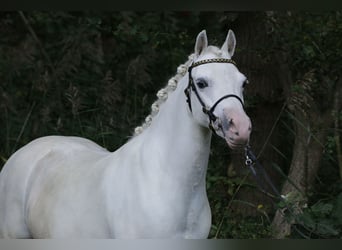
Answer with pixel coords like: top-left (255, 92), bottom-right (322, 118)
top-left (133, 53), bottom-right (195, 136)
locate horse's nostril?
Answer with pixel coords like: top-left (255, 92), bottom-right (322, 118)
top-left (235, 132), bottom-right (239, 136)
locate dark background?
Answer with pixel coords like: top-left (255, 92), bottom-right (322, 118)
top-left (0, 11), bottom-right (341, 238)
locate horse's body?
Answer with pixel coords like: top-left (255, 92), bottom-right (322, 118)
top-left (0, 30), bottom-right (251, 238)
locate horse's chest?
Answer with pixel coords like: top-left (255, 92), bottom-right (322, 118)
top-left (147, 201), bottom-right (210, 238)
top-left (109, 185), bottom-right (211, 238)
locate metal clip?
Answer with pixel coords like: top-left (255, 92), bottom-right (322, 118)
top-left (245, 155), bottom-right (253, 167)
top-left (244, 145), bottom-right (253, 167)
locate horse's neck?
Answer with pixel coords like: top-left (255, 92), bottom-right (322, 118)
top-left (140, 75), bottom-right (212, 185)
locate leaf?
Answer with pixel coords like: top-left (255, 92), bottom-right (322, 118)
top-left (332, 193), bottom-right (342, 224)
top-left (311, 202), bottom-right (334, 216)
top-left (297, 212), bottom-right (316, 230)
top-left (315, 220), bottom-right (339, 236)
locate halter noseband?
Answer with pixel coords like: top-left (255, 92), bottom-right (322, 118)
top-left (184, 58), bottom-right (245, 133)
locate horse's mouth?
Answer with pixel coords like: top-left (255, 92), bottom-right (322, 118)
top-left (226, 138), bottom-right (247, 150)
top-left (214, 124), bottom-right (248, 150)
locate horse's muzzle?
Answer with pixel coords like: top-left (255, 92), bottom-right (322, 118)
top-left (221, 107), bottom-right (252, 149)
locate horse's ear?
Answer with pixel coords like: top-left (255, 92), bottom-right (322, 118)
top-left (221, 30), bottom-right (236, 58)
top-left (194, 30), bottom-right (208, 57)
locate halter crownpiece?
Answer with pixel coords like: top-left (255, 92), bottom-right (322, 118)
top-left (184, 58), bottom-right (245, 134)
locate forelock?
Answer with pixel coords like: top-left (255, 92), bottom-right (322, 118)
top-left (202, 46), bottom-right (223, 57)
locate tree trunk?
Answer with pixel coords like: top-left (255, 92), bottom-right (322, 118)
top-left (271, 110), bottom-right (308, 238)
top-left (271, 72), bottom-right (335, 238)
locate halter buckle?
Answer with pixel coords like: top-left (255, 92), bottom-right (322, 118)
top-left (202, 107), bottom-right (209, 114)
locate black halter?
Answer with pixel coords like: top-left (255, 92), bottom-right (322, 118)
top-left (184, 58), bottom-right (245, 132)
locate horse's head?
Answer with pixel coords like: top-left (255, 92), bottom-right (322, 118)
top-left (186, 30), bottom-right (252, 149)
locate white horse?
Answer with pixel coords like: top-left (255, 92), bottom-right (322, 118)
top-left (0, 30), bottom-right (251, 238)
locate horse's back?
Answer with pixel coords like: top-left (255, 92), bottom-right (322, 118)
top-left (0, 136), bottom-right (109, 238)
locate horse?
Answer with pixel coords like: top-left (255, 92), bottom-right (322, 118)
top-left (0, 30), bottom-right (251, 238)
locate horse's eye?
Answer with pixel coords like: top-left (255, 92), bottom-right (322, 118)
top-left (242, 79), bottom-right (249, 88)
top-left (197, 80), bottom-right (208, 89)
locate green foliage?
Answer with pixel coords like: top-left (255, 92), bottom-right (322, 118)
top-left (211, 215), bottom-right (271, 239)
top-left (268, 11), bottom-right (342, 112)
top-left (289, 193), bottom-right (342, 238)
top-left (268, 12), bottom-right (342, 72)
top-left (0, 12), bottom-right (202, 155)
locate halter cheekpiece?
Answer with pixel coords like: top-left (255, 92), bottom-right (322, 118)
top-left (184, 58), bottom-right (245, 133)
